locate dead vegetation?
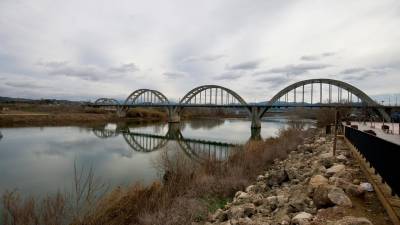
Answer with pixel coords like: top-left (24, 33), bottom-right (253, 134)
top-left (73, 127), bottom-right (314, 225)
top-left (1, 125), bottom-right (314, 225)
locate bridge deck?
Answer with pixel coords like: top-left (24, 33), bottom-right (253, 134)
top-left (90, 103), bottom-right (400, 109)
top-left (349, 122), bottom-right (400, 145)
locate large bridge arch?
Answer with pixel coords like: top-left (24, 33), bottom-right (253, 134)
top-left (179, 85), bottom-right (248, 105)
top-left (260, 78), bottom-right (390, 121)
top-left (124, 89), bottom-right (169, 105)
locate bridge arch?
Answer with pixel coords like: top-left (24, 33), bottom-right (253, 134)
top-left (124, 89), bottom-right (169, 105)
top-left (94, 98), bottom-right (120, 105)
top-left (179, 85), bottom-right (249, 112)
top-left (261, 78), bottom-right (390, 121)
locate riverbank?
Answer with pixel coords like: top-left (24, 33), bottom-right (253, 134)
top-left (0, 107), bottom-right (167, 127)
top-left (206, 134), bottom-right (391, 224)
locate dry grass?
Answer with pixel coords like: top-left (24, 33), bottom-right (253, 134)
top-left (73, 127), bottom-right (313, 225)
top-left (125, 108), bottom-right (167, 120)
top-left (1, 126), bottom-right (313, 225)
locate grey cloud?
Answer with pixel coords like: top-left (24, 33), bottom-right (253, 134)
top-left (266, 63), bottom-right (331, 76)
top-left (38, 61), bottom-right (136, 81)
top-left (340, 68), bottom-right (366, 74)
top-left (163, 71), bottom-right (187, 79)
top-left (300, 52), bottom-right (335, 61)
top-left (181, 54), bottom-right (226, 63)
top-left (226, 59), bottom-right (263, 70)
top-left (109, 63), bottom-right (139, 73)
top-left (257, 75), bottom-right (288, 87)
top-left (215, 71), bottom-right (243, 80)
top-left (5, 81), bottom-right (47, 89)
top-left (322, 52), bottom-right (335, 57)
top-left (341, 67), bottom-right (389, 81)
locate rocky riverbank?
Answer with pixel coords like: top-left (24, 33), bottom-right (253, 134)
top-left (206, 133), bottom-right (391, 225)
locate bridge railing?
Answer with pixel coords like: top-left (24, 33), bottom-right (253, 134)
top-left (344, 126), bottom-right (400, 196)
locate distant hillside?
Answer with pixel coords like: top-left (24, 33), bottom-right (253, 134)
top-left (0, 96), bottom-right (88, 105)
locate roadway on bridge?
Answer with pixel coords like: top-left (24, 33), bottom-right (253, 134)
top-left (350, 121), bottom-right (400, 145)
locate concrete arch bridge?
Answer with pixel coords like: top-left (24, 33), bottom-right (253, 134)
top-left (92, 79), bottom-right (395, 129)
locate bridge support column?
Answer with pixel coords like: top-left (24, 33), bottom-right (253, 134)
top-left (250, 127), bottom-right (262, 140)
top-left (250, 106), bottom-right (261, 129)
top-left (167, 123), bottom-right (181, 139)
top-left (167, 106), bottom-right (180, 123)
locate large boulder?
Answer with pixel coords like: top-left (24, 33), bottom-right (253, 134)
top-left (328, 188), bottom-right (352, 207)
top-left (313, 185), bottom-right (352, 208)
top-left (334, 216), bottom-right (373, 225)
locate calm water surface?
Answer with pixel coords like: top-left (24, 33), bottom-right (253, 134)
top-left (0, 117), bottom-right (310, 196)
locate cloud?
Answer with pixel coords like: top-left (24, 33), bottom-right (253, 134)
top-left (226, 59), bottom-right (263, 70)
top-left (340, 68), bottom-right (366, 74)
top-left (214, 71), bottom-right (243, 80)
top-left (5, 81), bottom-right (47, 89)
top-left (300, 52), bottom-right (335, 61)
top-left (341, 67), bottom-right (389, 81)
top-left (256, 75), bottom-right (289, 87)
top-left (264, 63), bottom-right (331, 76)
top-left (38, 61), bottom-right (137, 81)
top-left (181, 54), bottom-right (226, 63)
top-left (109, 63), bottom-right (139, 73)
top-left (163, 71), bottom-right (187, 79)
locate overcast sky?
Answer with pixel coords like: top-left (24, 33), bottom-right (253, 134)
top-left (0, 0), bottom-right (399, 102)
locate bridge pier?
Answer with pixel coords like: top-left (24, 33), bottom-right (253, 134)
top-left (250, 106), bottom-right (261, 129)
top-left (250, 127), bottom-right (262, 140)
top-left (167, 106), bottom-right (180, 123)
top-left (167, 122), bottom-right (181, 139)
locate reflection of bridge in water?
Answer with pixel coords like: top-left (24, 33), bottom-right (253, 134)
top-left (92, 123), bottom-right (242, 162)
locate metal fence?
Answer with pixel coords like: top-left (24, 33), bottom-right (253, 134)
top-left (344, 126), bottom-right (400, 196)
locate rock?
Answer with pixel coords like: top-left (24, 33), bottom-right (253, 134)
top-left (235, 191), bottom-right (250, 200)
top-left (352, 179), bottom-right (360, 185)
top-left (276, 195), bottom-right (288, 206)
top-left (212, 209), bottom-right (228, 222)
top-left (330, 177), bottom-right (363, 197)
top-left (288, 198), bottom-right (308, 213)
top-left (309, 175), bottom-right (329, 189)
top-left (227, 203), bottom-right (255, 219)
top-left (313, 185), bottom-right (334, 208)
top-left (328, 187), bottom-right (352, 207)
top-left (313, 185), bottom-right (351, 208)
top-left (234, 191), bottom-right (251, 204)
top-left (292, 212), bottom-right (313, 224)
top-left (242, 203), bottom-right (256, 217)
top-left (319, 153), bottom-right (334, 168)
top-left (285, 166), bottom-right (301, 180)
top-left (334, 216), bottom-right (373, 225)
top-left (266, 196), bottom-right (277, 205)
top-left (230, 217), bottom-right (253, 225)
top-left (256, 175), bottom-right (266, 181)
top-left (326, 164), bottom-right (346, 176)
top-left (336, 154), bottom-right (347, 162)
top-left (359, 183), bottom-right (374, 192)
top-left (267, 169), bottom-right (289, 187)
top-left (227, 205), bottom-right (245, 219)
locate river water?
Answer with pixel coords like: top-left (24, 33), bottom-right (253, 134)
top-left (0, 117), bottom-right (311, 197)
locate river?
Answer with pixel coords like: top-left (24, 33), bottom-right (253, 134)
top-left (0, 117), bottom-right (313, 197)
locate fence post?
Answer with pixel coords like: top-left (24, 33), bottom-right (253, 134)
top-left (333, 109), bottom-right (339, 156)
